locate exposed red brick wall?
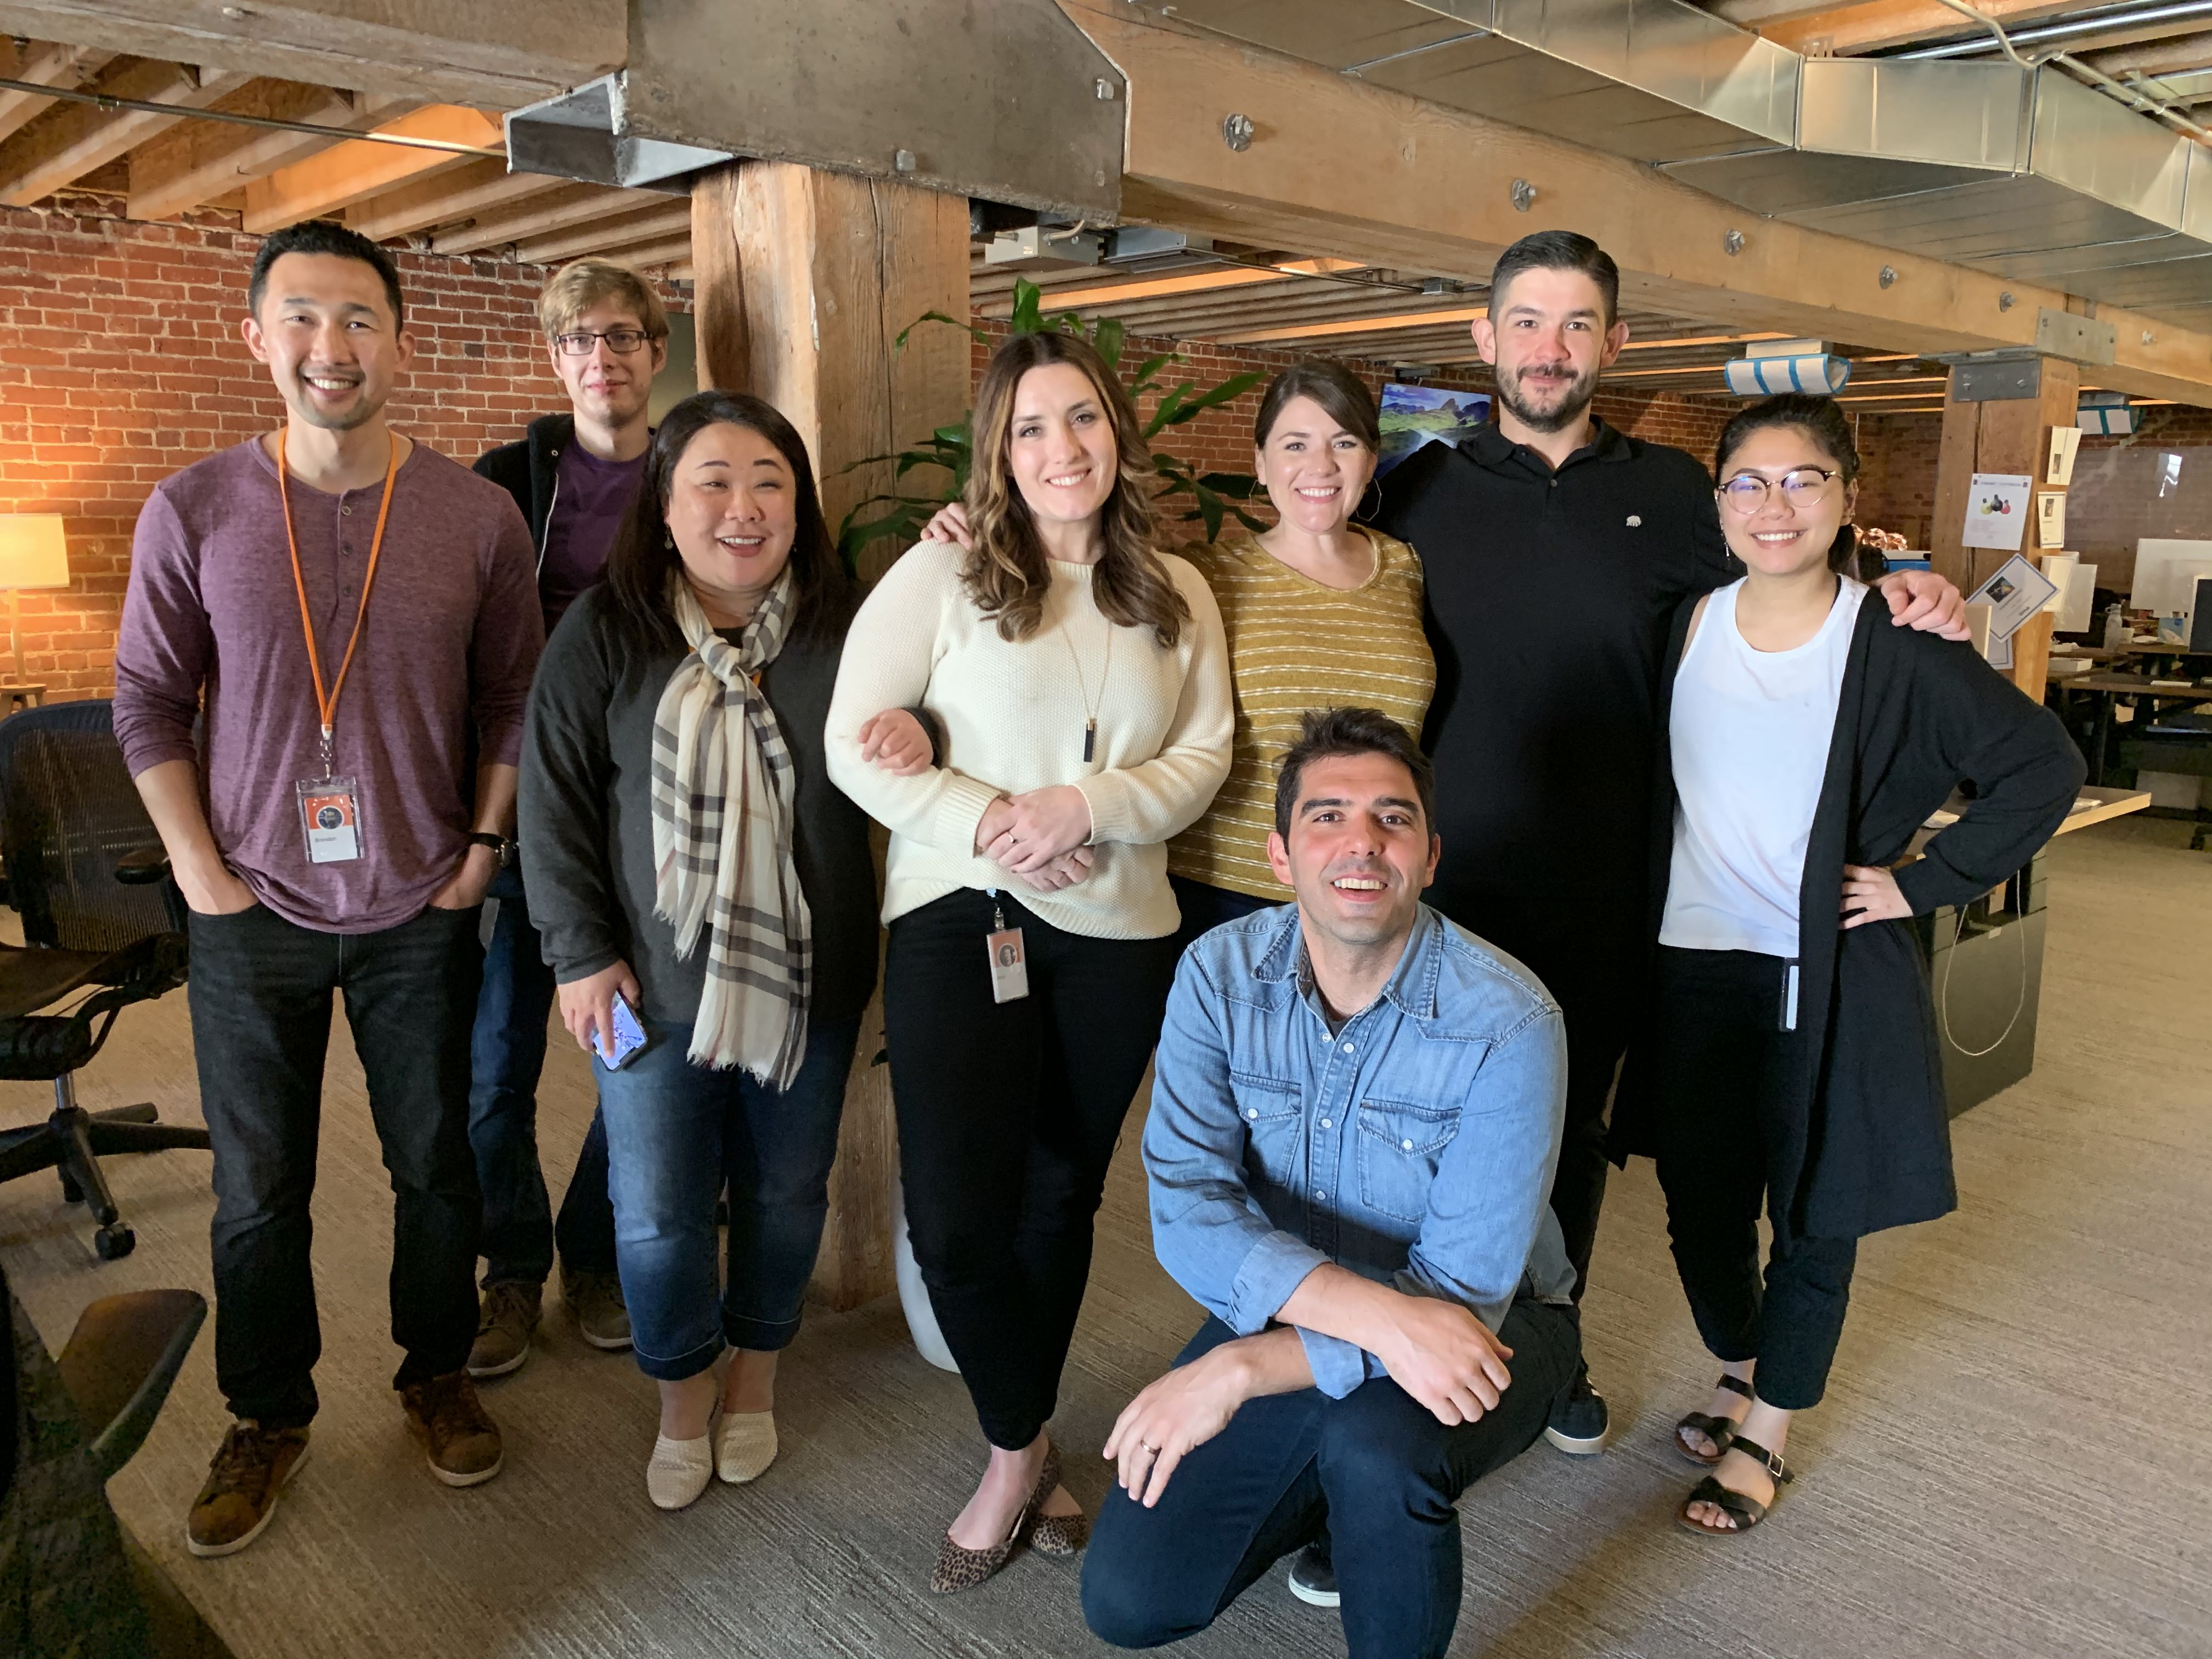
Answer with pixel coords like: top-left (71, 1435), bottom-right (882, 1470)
top-left (0, 190), bottom-right (685, 698)
top-left (1853, 411), bottom-right (1943, 550)
top-left (963, 321), bottom-right (1736, 542)
top-left (1847, 404), bottom-right (2212, 584)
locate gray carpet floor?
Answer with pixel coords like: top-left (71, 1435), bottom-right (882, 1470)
top-left (3, 817), bottom-right (2207, 1658)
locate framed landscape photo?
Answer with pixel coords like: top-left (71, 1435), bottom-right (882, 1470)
top-left (1379, 383), bottom-right (1492, 476)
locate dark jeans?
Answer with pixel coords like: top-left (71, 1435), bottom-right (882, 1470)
top-left (1649, 945), bottom-right (1858, 1410)
top-left (1082, 1300), bottom-right (1582, 1659)
top-left (466, 861), bottom-right (616, 1286)
top-left (1167, 874), bottom-right (1276, 958)
top-left (188, 902), bottom-right (484, 1425)
top-left (596, 1014), bottom-right (859, 1381)
top-left (885, 888), bottom-right (1179, 1450)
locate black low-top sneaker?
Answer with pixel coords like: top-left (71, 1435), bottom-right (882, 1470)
top-left (1286, 1541), bottom-right (1340, 1608)
top-left (1544, 1367), bottom-right (1610, 1454)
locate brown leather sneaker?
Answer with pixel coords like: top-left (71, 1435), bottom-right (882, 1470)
top-left (561, 1265), bottom-right (631, 1352)
top-left (186, 1420), bottom-right (311, 1558)
top-left (398, 1370), bottom-right (505, 1487)
top-left (467, 1279), bottom-right (542, 1379)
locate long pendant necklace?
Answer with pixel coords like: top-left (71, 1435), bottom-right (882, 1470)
top-left (1060, 611), bottom-right (1113, 763)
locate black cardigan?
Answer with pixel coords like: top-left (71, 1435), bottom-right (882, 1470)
top-left (518, 585), bottom-right (880, 1030)
top-left (1611, 593), bottom-right (2086, 1241)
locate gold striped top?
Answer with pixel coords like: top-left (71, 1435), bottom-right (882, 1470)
top-left (1167, 527), bottom-right (1435, 901)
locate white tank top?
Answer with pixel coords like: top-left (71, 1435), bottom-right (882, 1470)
top-left (1660, 575), bottom-right (1866, 959)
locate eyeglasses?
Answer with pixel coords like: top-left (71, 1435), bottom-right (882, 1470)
top-left (554, 328), bottom-right (653, 357)
top-left (1719, 468), bottom-right (1839, 512)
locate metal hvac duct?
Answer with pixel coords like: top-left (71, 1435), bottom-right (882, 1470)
top-left (1159, 0), bottom-right (2212, 327)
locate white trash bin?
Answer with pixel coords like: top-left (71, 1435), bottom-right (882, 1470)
top-left (890, 1176), bottom-right (958, 1373)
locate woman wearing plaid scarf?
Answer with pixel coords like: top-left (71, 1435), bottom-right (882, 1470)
top-left (518, 391), bottom-right (933, 1510)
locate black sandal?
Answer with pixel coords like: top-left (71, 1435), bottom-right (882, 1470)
top-left (1674, 1374), bottom-right (1754, 1467)
top-left (1674, 1435), bottom-right (1793, 1537)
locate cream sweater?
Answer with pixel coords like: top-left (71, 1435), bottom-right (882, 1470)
top-left (826, 539), bottom-right (1233, 939)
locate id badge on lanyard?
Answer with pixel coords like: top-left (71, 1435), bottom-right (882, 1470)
top-left (986, 898), bottom-right (1029, 1003)
top-left (279, 430), bottom-right (396, 866)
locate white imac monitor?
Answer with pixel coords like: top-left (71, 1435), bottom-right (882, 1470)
top-left (2131, 540), bottom-right (2212, 615)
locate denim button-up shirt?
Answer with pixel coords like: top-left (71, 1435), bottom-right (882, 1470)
top-left (1144, 902), bottom-right (1576, 1398)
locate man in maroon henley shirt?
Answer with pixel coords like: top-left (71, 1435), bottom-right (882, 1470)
top-left (111, 221), bottom-right (544, 1559)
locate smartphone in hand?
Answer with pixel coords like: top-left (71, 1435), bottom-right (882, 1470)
top-left (600, 991), bottom-right (648, 1070)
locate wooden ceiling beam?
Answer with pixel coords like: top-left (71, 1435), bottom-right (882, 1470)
top-left (346, 159), bottom-right (568, 243)
top-left (241, 103), bottom-right (501, 233)
top-left (0, 38), bottom-right (114, 145)
top-left (1063, 0), bottom-right (2212, 405)
top-left (2081, 30), bottom-right (2212, 77)
top-left (512, 202), bottom-right (693, 266)
top-left (0, 57), bottom-right (251, 207)
top-left (428, 181), bottom-right (644, 255)
top-left (588, 232), bottom-right (690, 271)
top-left (0, 0), bottom-right (622, 109)
top-left (126, 81), bottom-right (419, 222)
top-left (1747, 0), bottom-right (2074, 56)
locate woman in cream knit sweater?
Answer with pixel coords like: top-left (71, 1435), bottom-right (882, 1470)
top-left (827, 330), bottom-right (1231, 1594)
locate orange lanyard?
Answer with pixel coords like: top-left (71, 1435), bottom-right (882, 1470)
top-left (277, 430), bottom-right (398, 777)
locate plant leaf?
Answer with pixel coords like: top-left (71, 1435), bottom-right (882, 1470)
top-left (1093, 317), bottom-right (1125, 370)
top-left (1009, 278), bottom-right (1043, 334)
top-left (895, 309), bottom-right (989, 349)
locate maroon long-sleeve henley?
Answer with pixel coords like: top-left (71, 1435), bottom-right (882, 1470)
top-left (113, 436), bottom-right (545, 934)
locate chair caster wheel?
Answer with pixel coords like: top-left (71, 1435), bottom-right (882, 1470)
top-left (93, 1223), bottom-right (136, 1261)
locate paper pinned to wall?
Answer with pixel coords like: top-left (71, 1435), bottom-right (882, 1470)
top-left (1969, 551), bottom-right (2061, 642)
top-left (1963, 472), bottom-right (2032, 550)
top-left (2036, 491), bottom-right (2067, 549)
top-left (2046, 425), bottom-right (2082, 486)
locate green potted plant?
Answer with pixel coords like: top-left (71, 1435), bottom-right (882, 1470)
top-left (838, 277), bottom-right (1270, 569)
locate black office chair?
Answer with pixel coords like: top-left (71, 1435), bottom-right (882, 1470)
top-left (4, 1259), bottom-right (207, 1659)
top-left (0, 702), bottom-right (209, 1261)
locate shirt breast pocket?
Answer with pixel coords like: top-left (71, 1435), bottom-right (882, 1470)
top-left (1229, 1070), bottom-right (1303, 1188)
top-left (1356, 1098), bottom-right (1462, 1225)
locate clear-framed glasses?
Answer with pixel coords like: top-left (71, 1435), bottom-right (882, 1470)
top-left (1719, 467), bottom-right (1839, 513)
top-left (554, 328), bottom-right (652, 357)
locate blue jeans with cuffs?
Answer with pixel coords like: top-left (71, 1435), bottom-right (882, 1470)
top-left (595, 1013), bottom-right (860, 1381)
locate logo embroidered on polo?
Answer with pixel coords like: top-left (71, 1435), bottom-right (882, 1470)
top-left (1626, 515), bottom-right (1643, 527)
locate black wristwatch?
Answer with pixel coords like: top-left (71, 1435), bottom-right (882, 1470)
top-left (466, 832), bottom-right (516, 868)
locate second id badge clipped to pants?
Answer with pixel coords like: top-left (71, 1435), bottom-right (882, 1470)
top-left (986, 898), bottom-right (1029, 1003)
top-left (296, 777), bottom-right (364, 864)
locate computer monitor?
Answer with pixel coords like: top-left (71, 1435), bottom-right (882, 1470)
top-left (2131, 540), bottom-right (2212, 615)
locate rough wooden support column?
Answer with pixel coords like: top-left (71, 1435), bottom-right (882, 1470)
top-left (688, 158), bottom-right (969, 1311)
top-left (1930, 357), bottom-right (2080, 700)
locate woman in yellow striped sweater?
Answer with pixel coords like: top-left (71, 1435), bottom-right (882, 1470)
top-left (1166, 361), bottom-right (1435, 945)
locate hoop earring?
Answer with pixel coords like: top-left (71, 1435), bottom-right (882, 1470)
top-left (1352, 475), bottom-right (1383, 524)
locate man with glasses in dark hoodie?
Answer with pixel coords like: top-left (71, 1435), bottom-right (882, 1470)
top-left (462, 257), bottom-right (669, 1378)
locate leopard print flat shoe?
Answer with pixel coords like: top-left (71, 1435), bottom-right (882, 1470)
top-left (929, 1443), bottom-right (1062, 1594)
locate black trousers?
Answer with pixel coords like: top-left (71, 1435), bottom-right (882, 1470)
top-left (1649, 945), bottom-right (1858, 1411)
top-left (187, 902), bottom-right (484, 1425)
top-left (884, 888), bottom-right (1178, 1450)
top-left (1082, 1301), bottom-right (1582, 1659)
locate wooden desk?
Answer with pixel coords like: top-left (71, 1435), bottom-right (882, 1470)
top-left (0, 684), bottom-right (44, 713)
top-left (2044, 674), bottom-right (2212, 785)
top-left (2054, 785), bottom-right (2154, 833)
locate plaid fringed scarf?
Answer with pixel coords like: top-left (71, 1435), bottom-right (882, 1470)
top-left (650, 572), bottom-right (811, 1085)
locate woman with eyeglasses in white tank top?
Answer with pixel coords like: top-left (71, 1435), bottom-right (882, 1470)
top-left (1610, 393), bottom-right (2084, 1539)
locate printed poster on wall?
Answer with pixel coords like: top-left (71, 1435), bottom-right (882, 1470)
top-left (1961, 473), bottom-right (2033, 551)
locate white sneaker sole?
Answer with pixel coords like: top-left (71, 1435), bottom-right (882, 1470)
top-left (1543, 1424), bottom-right (1609, 1455)
top-left (427, 1449), bottom-right (505, 1488)
top-left (577, 1323), bottom-right (633, 1352)
top-left (1286, 1568), bottom-right (1340, 1609)
top-left (185, 1442), bottom-right (311, 1559)
top-left (465, 1343), bottom-right (531, 1379)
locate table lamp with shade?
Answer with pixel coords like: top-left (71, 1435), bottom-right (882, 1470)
top-left (0, 514), bottom-right (70, 694)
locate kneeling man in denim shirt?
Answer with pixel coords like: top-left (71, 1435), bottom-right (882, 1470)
top-left (1082, 707), bottom-right (1581, 1659)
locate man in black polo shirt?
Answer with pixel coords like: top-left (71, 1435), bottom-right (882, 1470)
top-left (1374, 230), bottom-right (1963, 1463)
